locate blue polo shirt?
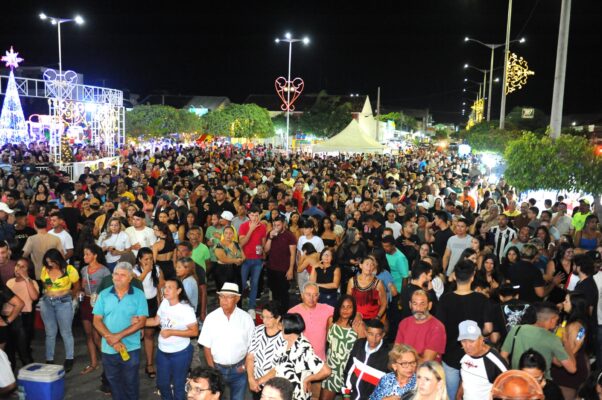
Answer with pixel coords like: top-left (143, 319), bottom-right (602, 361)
top-left (93, 285), bottom-right (148, 354)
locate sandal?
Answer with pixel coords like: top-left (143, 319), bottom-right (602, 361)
top-left (145, 364), bottom-right (156, 379)
top-left (81, 365), bottom-right (99, 375)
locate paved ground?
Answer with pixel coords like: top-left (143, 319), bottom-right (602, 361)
top-left (16, 279), bottom-right (301, 399)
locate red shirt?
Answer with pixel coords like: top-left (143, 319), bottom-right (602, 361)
top-left (292, 190), bottom-right (304, 213)
top-left (395, 316), bottom-right (447, 362)
top-left (238, 221), bottom-right (267, 259)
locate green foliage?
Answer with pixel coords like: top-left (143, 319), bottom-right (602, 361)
top-left (504, 106), bottom-right (549, 134)
top-left (126, 105), bottom-right (204, 138)
top-left (504, 132), bottom-right (602, 194)
top-left (377, 111), bottom-right (419, 131)
top-left (202, 103), bottom-right (274, 138)
top-left (458, 123), bottom-right (525, 153)
top-left (298, 91), bottom-right (352, 137)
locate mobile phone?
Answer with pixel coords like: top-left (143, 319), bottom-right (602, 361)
top-left (576, 327), bottom-right (586, 341)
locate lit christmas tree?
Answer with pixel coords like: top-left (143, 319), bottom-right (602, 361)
top-left (0, 47), bottom-right (28, 145)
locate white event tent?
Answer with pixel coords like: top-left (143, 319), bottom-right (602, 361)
top-left (312, 119), bottom-right (385, 154)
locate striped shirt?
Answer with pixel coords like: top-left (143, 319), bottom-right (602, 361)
top-left (490, 226), bottom-right (517, 261)
top-left (248, 325), bottom-right (286, 379)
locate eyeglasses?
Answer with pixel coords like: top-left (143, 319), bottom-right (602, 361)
top-left (185, 382), bottom-right (212, 394)
top-left (395, 360), bottom-right (417, 368)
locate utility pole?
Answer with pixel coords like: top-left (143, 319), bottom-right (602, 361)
top-left (550, 0), bottom-right (572, 139)
top-left (499, 0), bottom-right (513, 129)
top-left (376, 87), bottom-right (381, 141)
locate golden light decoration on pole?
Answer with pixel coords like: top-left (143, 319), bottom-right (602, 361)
top-left (505, 52), bottom-right (535, 94)
top-left (466, 98), bottom-right (484, 130)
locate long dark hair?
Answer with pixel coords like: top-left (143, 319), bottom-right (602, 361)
top-left (43, 248), bottom-right (67, 273)
top-left (566, 291), bottom-right (590, 327)
top-left (154, 222), bottom-right (175, 249)
top-left (83, 243), bottom-right (107, 267)
top-left (135, 247), bottom-right (159, 287)
top-left (333, 295), bottom-right (357, 327)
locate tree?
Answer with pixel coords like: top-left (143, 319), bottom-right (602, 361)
top-left (504, 106), bottom-right (549, 134)
top-left (126, 105), bottom-right (204, 139)
top-left (298, 91), bottom-right (352, 137)
top-left (504, 132), bottom-right (602, 194)
top-left (458, 123), bottom-right (525, 154)
top-left (377, 112), bottom-right (419, 131)
top-left (202, 103), bottom-right (274, 138)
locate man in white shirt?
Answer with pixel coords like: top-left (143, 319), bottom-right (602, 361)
top-left (458, 320), bottom-right (508, 400)
top-left (198, 283), bottom-right (254, 400)
top-left (385, 210), bottom-right (402, 239)
top-left (551, 202), bottom-right (573, 236)
top-left (125, 211), bottom-right (157, 256)
top-left (48, 212), bottom-right (74, 260)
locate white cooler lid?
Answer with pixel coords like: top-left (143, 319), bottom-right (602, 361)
top-left (18, 363), bottom-right (65, 383)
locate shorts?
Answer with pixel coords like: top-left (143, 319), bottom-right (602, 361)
top-left (79, 296), bottom-right (94, 322)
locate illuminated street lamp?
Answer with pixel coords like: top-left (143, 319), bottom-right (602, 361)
top-left (39, 12), bottom-right (85, 76)
top-left (464, 35), bottom-right (524, 121)
top-left (275, 33), bottom-right (309, 151)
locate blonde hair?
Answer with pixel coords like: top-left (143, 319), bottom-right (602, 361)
top-left (387, 343), bottom-right (418, 370)
top-left (414, 361), bottom-right (448, 400)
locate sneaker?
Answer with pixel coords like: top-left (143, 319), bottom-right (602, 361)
top-left (248, 309), bottom-right (256, 319)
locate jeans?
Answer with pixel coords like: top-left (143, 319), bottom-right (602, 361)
top-left (103, 349), bottom-right (141, 400)
top-left (267, 269), bottom-right (290, 314)
top-left (215, 362), bottom-right (247, 400)
top-left (40, 294), bottom-right (74, 361)
top-left (241, 259), bottom-right (263, 310)
top-left (106, 261), bottom-right (117, 272)
top-left (156, 344), bottom-right (193, 400)
top-left (443, 361), bottom-right (461, 400)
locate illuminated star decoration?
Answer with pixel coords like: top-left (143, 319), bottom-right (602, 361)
top-left (1, 47), bottom-right (24, 70)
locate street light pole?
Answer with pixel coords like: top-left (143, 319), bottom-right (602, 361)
top-left (57, 21), bottom-right (62, 75)
top-left (550, 0), bottom-right (572, 139)
top-left (286, 40), bottom-right (292, 152)
top-left (487, 48), bottom-right (495, 121)
top-left (275, 33), bottom-right (309, 152)
top-left (499, 0), bottom-right (513, 129)
top-left (465, 36), bottom-right (523, 121)
top-left (39, 13), bottom-right (84, 78)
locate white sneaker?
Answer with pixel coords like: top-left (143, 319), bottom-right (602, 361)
top-left (248, 309), bottom-right (256, 319)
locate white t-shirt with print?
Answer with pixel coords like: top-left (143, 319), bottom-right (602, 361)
top-left (157, 299), bottom-right (197, 353)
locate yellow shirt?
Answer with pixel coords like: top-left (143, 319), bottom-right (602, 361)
top-left (40, 265), bottom-right (79, 294)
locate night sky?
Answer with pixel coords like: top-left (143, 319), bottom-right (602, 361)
top-left (2, 0), bottom-right (601, 124)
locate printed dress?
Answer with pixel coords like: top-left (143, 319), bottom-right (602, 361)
top-left (274, 334), bottom-right (324, 400)
top-left (322, 324), bottom-right (358, 393)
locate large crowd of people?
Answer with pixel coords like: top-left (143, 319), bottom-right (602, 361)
top-left (0, 140), bottom-right (601, 400)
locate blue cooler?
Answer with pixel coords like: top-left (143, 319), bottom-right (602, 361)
top-left (17, 363), bottom-right (65, 400)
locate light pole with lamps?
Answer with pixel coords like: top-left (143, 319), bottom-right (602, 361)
top-left (275, 33), bottom-right (309, 152)
top-left (464, 36), bottom-right (524, 121)
top-left (39, 12), bottom-right (84, 77)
